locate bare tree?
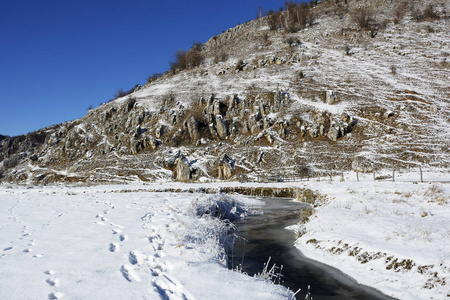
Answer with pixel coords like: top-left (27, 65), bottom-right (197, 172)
top-left (351, 7), bottom-right (375, 29)
top-left (169, 50), bottom-right (188, 73)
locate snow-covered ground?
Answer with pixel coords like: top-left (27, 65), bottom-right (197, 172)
top-left (292, 172), bottom-right (450, 300)
top-left (0, 186), bottom-right (292, 300)
top-left (1, 170), bottom-right (449, 300)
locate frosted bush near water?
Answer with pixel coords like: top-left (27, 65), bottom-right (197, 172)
top-left (191, 193), bottom-right (248, 221)
top-left (180, 194), bottom-right (248, 264)
top-left (190, 194), bottom-right (301, 292)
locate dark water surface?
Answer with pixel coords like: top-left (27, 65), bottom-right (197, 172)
top-left (230, 197), bottom-right (396, 300)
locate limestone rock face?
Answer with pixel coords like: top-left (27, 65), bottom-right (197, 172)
top-left (352, 156), bottom-right (374, 173)
top-left (215, 115), bottom-right (228, 139)
top-left (186, 117), bottom-right (200, 144)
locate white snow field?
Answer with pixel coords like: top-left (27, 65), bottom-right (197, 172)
top-left (0, 185), bottom-right (293, 300)
top-left (0, 171), bottom-right (449, 300)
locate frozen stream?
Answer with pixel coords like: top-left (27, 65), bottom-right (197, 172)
top-left (230, 197), bottom-right (396, 300)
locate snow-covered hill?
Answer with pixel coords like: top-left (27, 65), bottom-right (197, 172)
top-left (0, 0), bottom-right (448, 185)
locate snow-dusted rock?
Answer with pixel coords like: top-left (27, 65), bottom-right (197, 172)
top-left (326, 90), bottom-right (339, 105)
top-left (185, 117), bottom-right (200, 144)
top-left (176, 154), bottom-right (191, 182)
top-left (215, 115), bottom-right (228, 140)
top-left (218, 154), bottom-right (235, 180)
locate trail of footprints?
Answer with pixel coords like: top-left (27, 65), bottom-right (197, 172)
top-left (96, 199), bottom-right (192, 299)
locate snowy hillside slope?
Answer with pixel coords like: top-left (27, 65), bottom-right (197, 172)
top-left (0, 0), bottom-right (449, 184)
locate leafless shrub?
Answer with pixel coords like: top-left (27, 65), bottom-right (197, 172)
top-left (284, 3), bottom-right (313, 32)
top-left (334, 3), bottom-right (349, 19)
top-left (391, 65), bottom-right (397, 75)
top-left (169, 41), bottom-right (204, 74)
top-left (186, 41), bottom-right (204, 68)
top-left (169, 49), bottom-right (188, 73)
top-left (344, 44), bottom-right (352, 55)
top-left (147, 72), bottom-right (163, 83)
top-left (213, 51), bottom-right (228, 64)
top-left (352, 7), bottom-right (375, 30)
top-left (410, 4), bottom-right (439, 22)
top-left (235, 59), bottom-right (246, 71)
top-left (112, 86), bottom-right (135, 100)
top-left (423, 4), bottom-right (440, 20)
top-left (286, 36), bottom-right (301, 46)
top-left (393, 2), bottom-right (408, 24)
top-left (266, 10), bottom-right (281, 31)
top-left (298, 70), bottom-right (305, 79)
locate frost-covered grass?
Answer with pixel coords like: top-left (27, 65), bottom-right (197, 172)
top-left (0, 186), bottom-right (293, 300)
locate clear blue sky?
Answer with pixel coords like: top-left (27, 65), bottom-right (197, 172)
top-left (0, 0), bottom-right (307, 137)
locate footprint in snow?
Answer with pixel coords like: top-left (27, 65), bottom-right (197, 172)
top-left (152, 274), bottom-right (193, 300)
top-left (44, 270), bottom-right (56, 275)
top-left (112, 229), bottom-right (122, 235)
top-left (3, 246), bottom-right (14, 251)
top-left (109, 243), bottom-right (120, 252)
top-left (23, 248), bottom-right (33, 253)
top-left (48, 292), bottom-right (64, 300)
top-left (128, 250), bottom-right (144, 265)
top-left (141, 213), bottom-right (153, 222)
top-left (33, 254), bottom-right (44, 258)
top-left (148, 235), bottom-right (164, 251)
top-left (120, 264), bottom-right (140, 282)
top-left (119, 234), bottom-right (128, 242)
top-left (46, 278), bottom-right (60, 287)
